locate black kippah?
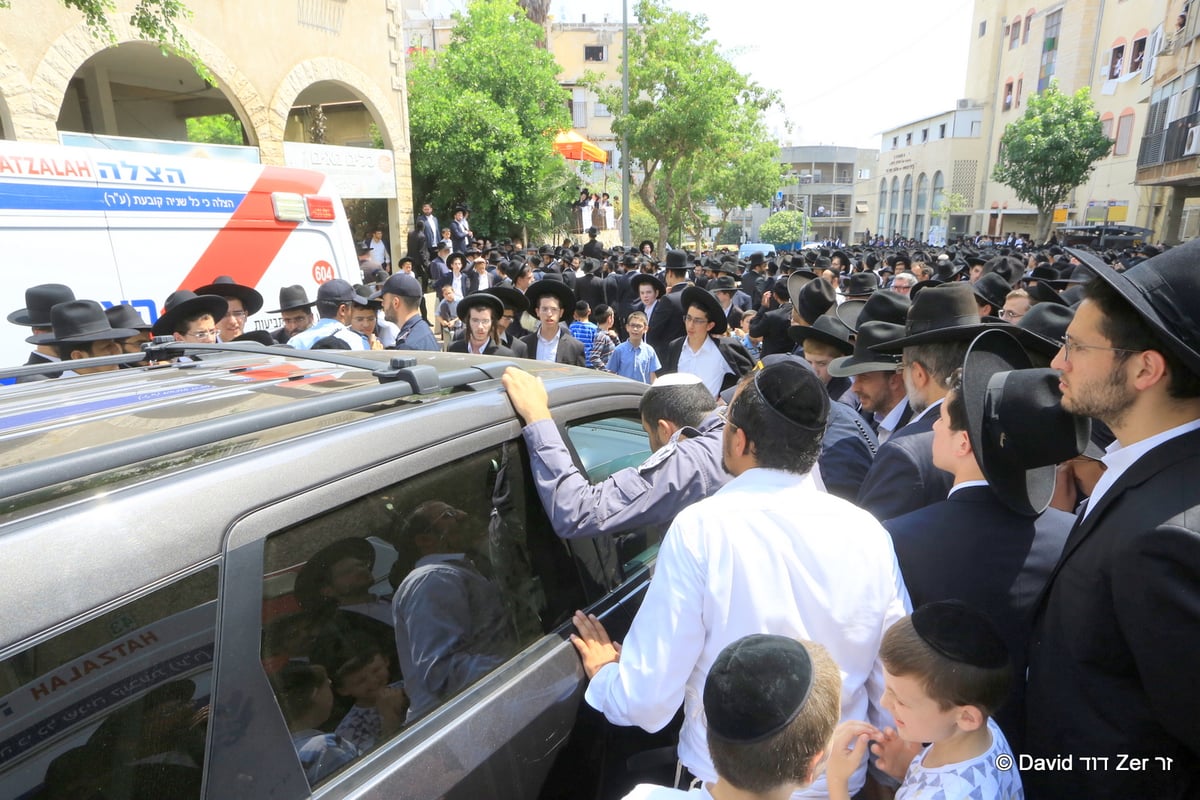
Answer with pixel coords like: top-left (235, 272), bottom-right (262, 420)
top-left (703, 634), bottom-right (814, 744)
top-left (911, 600), bottom-right (1009, 669)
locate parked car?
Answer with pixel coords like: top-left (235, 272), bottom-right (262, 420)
top-left (1055, 223), bottom-right (1153, 249)
top-left (0, 345), bottom-right (663, 800)
top-left (737, 242), bottom-right (776, 260)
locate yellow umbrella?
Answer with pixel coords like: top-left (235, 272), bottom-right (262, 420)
top-left (552, 130), bottom-right (607, 164)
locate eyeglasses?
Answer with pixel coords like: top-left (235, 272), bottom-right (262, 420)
top-left (224, 311), bottom-right (248, 320)
top-left (683, 314), bottom-right (710, 326)
top-left (468, 318), bottom-right (492, 328)
top-left (1057, 333), bottom-right (1143, 364)
top-left (998, 309), bottom-right (1025, 320)
top-left (183, 329), bottom-right (217, 340)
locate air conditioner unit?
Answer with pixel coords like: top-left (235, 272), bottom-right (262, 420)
top-left (1185, 125), bottom-right (1200, 156)
top-left (957, 99), bottom-right (971, 110)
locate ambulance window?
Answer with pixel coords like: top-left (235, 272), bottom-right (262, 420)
top-left (0, 566), bottom-right (218, 800)
top-left (257, 442), bottom-right (586, 787)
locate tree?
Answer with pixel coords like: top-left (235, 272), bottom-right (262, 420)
top-left (992, 82), bottom-right (1113, 243)
top-left (2, 0), bottom-right (202, 75)
top-left (584, 0), bottom-right (778, 254)
top-left (759, 210), bottom-right (808, 246)
top-left (931, 191), bottom-right (968, 223)
top-left (408, 0), bottom-right (573, 240)
top-left (697, 125), bottom-right (782, 252)
top-left (185, 113), bottom-right (243, 145)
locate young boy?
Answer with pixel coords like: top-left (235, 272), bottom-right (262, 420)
top-left (321, 638), bottom-right (410, 753)
top-left (590, 304), bottom-right (618, 370)
top-left (826, 600), bottom-right (1023, 800)
top-left (569, 300), bottom-right (599, 359)
top-left (271, 663), bottom-right (361, 786)
top-left (622, 634), bottom-right (843, 800)
top-left (436, 285), bottom-right (460, 341)
top-left (605, 310), bottom-right (660, 384)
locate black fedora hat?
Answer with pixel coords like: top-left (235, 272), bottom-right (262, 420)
top-left (786, 270), bottom-right (819, 303)
top-left (192, 276), bottom-right (264, 316)
top-left (293, 537), bottom-right (377, 611)
top-left (981, 255), bottom-right (1024, 286)
top-left (858, 288), bottom-right (911, 327)
top-left (1025, 281), bottom-right (1068, 307)
top-left (973, 272), bottom-right (1012, 313)
top-left (789, 315), bottom-right (853, 354)
top-left (872, 282), bottom-right (991, 353)
top-left (835, 298), bottom-right (867, 331)
top-left (1007, 302), bottom-right (1075, 362)
top-left (1023, 265), bottom-right (1062, 286)
top-left (681, 286), bottom-right (727, 335)
top-left (962, 329), bottom-right (1090, 516)
top-left (8, 284), bottom-right (76, 327)
top-left (794, 277), bottom-right (837, 324)
top-left (456, 292), bottom-right (505, 324)
top-left (483, 286), bottom-right (529, 316)
top-left (664, 249), bottom-right (690, 273)
top-left (839, 271), bottom-right (879, 298)
top-left (710, 275), bottom-right (739, 293)
top-left (31, 300), bottom-right (139, 345)
top-left (828, 321), bottom-right (905, 377)
top-left (630, 272), bottom-right (666, 298)
top-left (233, 329), bottom-right (277, 346)
top-left (104, 304), bottom-right (152, 332)
top-left (150, 291), bottom-right (229, 338)
top-left (1068, 241), bottom-right (1200, 378)
top-left (268, 284), bottom-right (316, 314)
top-left (525, 279), bottom-right (576, 313)
top-left (933, 258), bottom-right (967, 282)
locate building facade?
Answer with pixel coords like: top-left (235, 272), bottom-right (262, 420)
top-left (0, 0), bottom-right (414, 241)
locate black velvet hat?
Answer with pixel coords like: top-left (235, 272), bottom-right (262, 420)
top-left (483, 286), bottom-right (529, 316)
top-left (911, 600), bottom-right (1008, 669)
top-left (8, 284), bottom-right (76, 327)
top-left (524, 279), bottom-right (577, 313)
top-left (789, 314), bottom-right (853, 354)
top-left (630, 272), bottom-right (667, 298)
top-left (872, 282), bottom-right (991, 353)
top-left (192, 275), bottom-right (264, 316)
top-left (962, 329), bottom-right (1090, 516)
top-left (456, 292), bottom-right (505, 325)
top-left (149, 291), bottom-right (228, 338)
top-left (973, 272), bottom-right (1012, 314)
top-left (704, 634), bottom-right (815, 743)
top-left (1068, 240), bottom-right (1200, 378)
top-left (681, 286), bottom-right (727, 335)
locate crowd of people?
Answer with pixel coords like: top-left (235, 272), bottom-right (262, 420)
top-left (6, 202), bottom-right (1199, 799)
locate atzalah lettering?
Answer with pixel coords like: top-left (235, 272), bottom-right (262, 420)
top-left (28, 631), bottom-right (159, 702)
top-left (0, 155), bottom-right (93, 178)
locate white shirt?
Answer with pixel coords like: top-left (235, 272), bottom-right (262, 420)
top-left (367, 238), bottom-right (389, 265)
top-left (947, 479), bottom-right (990, 498)
top-left (535, 327), bottom-right (561, 362)
top-left (1082, 418), bottom-right (1200, 520)
top-left (451, 272), bottom-right (466, 301)
top-left (907, 397), bottom-right (943, 428)
top-left (875, 399), bottom-right (909, 445)
top-left (585, 468), bottom-right (911, 796)
top-left (676, 336), bottom-right (732, 397)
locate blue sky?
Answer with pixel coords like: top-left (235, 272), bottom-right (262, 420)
top-left (423, 0), bottom-right (976, 149)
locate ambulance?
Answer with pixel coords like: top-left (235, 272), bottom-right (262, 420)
top-left (0, 141), bottom-right (361, 367)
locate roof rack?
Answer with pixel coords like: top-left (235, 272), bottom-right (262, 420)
top-left (0, 353), bottom-right (519, 502)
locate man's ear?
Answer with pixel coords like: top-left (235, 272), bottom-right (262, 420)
top-left (956, 704), bottom-right (985, 732)
top-left (70, 347), bottom-right (91, 361)
top-left (658, 418), bottom-right (676, 443)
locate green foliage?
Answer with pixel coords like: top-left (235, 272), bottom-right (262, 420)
top-left (407, 0), bottom-right (572, 239)
top-left (992, 82), bottom-right (1113, 242)
top-left (1, 0), bottom-right (208, 80)
top-left (932, 191), bottom-right (968, 221)
top-left (584, 0), bottom-right (779, 253)
top-left (716, 223), bottom-right (743, 246)
top-left (185, 113), bottom-right (243, 146)
top-left (759, 210), bottom-right (808, 245)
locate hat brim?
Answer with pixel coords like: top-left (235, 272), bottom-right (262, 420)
top-left (151, 295), bottom-right (230, 338)
top-left (835, 299), bottom-right (866, 331)
top-left (7, 309), bottom-right (36, 326)
top-left (871, 323), bottom-right (995, 353)
top-left (267, 300), bottom-right (316, 313)
top-left (681, 286), bottom-right (727, 335)
top-left (1066, 246), bottom-right (1200, 377)
top-left (524, 280), bottom-right (577, 314)
top-left (29, 326), bottom-right (140, 345)
top-left (962, 329), bottom-right (1052, 516)
top-left (483, 286), bottom-right (529, 315)
top-left (630, 273), bottom-right (666, 297)
top-left (827, 353), bottom-right (901, 377)
top-left (456, 292), bottom-right (504, 324)
top-left (193, 281), bottom-right (265, 316)
top-left (789, 324), bottom-right (852, 353)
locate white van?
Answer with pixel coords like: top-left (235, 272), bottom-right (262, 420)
top-left (0, 142), bottom-right (359, 367)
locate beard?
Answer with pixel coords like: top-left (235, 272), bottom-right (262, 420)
top-left (1061, 363), bottom-right (1137, 428)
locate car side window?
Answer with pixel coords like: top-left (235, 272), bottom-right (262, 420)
top-left (0, 566), bottom-right (218, 800)
top-left (563, 415), bottom-right (661, 577)
top-left (258, 441), bottom-right (586, 788)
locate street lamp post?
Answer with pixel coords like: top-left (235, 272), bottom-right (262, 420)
top-left (620, 0), bottom-right (631, 248)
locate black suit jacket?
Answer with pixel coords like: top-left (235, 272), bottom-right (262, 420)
top-left (519, 327), bottom-right (587, 366)
top-left (658, 336), bottom-right (754, 394)
top-left (447, 340), bottom-right (516, 357)
top-left (643, 297), bottom-right (684, 355)
top-left (855, 404), bottom-right (953, 522)
top-left (749, 303), bottom-right (793, 357)
top-left (1023, 428), bottom-right (1200, 799)
top-left (885, 486), bottom-right (1073, 750)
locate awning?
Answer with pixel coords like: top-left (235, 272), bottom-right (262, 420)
top-left (552, 130), bottom-right (607, 164)
top-left (855, 201), bottom-right (869, 213)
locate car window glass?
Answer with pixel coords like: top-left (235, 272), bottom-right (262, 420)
top-left (563, 415), bottom-right (661, 576)
top-left (0, 566), bottom-right (218, 800)
top-left (258, 442), bottom-right (585, 789)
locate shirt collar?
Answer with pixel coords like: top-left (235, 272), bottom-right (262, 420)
top-left (875, 398), bottom-right (908, 432)
top-left (909, 397), bottom-right (943, 426)
top-left (948, 479), bottom-right (990, 498)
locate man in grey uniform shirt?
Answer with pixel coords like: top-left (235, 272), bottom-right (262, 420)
top-left (502, 368), bottom-right (727, 539)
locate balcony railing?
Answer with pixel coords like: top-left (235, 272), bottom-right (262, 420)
top-left (1138, 110), bottom-right (1200, 169)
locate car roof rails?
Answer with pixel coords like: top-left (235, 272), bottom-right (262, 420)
top-left (0, 347), bottom-right (521, 502)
